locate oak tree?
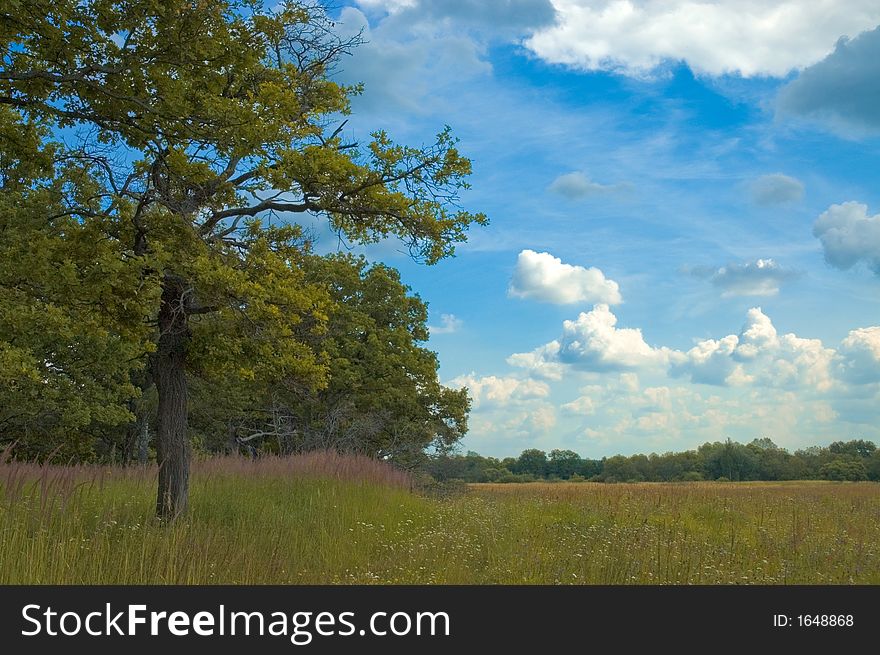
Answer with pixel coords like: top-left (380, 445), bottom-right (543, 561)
top-left (1, 0), bottom-right (486, 517)
top-left (231, 254), bottom-right (470, 468)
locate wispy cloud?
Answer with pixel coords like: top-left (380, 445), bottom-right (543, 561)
top-left (548, 171), bottom-right (627, 199)
top-left (750, 174), bottom-right (804, 206)
top-left (687, 259), bottom-right (799, 297)
top-left (429, 313), bottom-right (464, 335)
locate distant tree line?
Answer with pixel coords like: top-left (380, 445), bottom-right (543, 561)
top-left (425, 438), bottom-right (880, 483)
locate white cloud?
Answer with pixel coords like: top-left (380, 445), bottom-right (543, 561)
top-left (556, 304), bottom-right (671, 370)
top-left (736, 307), bottom-right (779, 357)
top-left (630, 386), bottom-right (693, 416)
top-left (468, 311), bottom-right (880, 454)
top-left (429, 313), bottom-right (463, 334)
top-left (548, 171), bottom-right (621, 198)
top-left (508, 249), bottom-right (622, 305)
top-left (838, 326), bottom-right (880, 384)
top-left (813, 402), bottom-right (838, 423)
top-left (506, 341), bottom-right (566, 380)
top-left (724, 364), bottom-right (755, 387)
top-left (446, 373), bottom-right (550, 408)
top-left (525, 404), bottom-right (558, 432)
top-left (561, 395), bottom-right (596, 415)
top-left (499, 403), bottom-right (559, 438)
top-left (635, 412), bottom-right (672, 432)
top-left (777, 26), bottom-right (880, 135)
top-left (619, 372), bottom-right (640, 392)
top-left (671, 308), bottom-right (836, 391)
top-left (813, 202), bottom-right (880, 274)
top-left (689, 259), bottom-right (798, 297)
top-left (510, 303), bottom-right (671, 374)
top-left (525, 1), bottom-right (880, 77)
top-left (750, 174), bottom-right (805, 205)
top-left (773, 333), bottom-right (836, 391)
top-left (510, 306), bottom-right (856, 396)
top-left (674, 334), bottom-right (740, 385)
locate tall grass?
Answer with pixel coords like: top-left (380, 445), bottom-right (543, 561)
top-left (1, 455), bottom-right (878, 584)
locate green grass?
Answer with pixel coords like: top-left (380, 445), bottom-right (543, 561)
top-left (2, 457), bottom-right (879, 584)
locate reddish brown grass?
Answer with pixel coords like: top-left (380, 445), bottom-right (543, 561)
top-left (0, 449), bottom-right (411, 508)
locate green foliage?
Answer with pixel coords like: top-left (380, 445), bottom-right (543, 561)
top-left (218, 253), bottom-right (471, 466)
top-left (300, 255), bottom-right (468, 461)
top-left (0, 108), bottom-right (156, 459)
top-left (828, 439), bottom-right (876, 458)
top-left (547, 449), bottom-right (581, 478)
top-left (429, 438), bottom-right (880, 484)
top-left (514, 449), bottom-right (548, 477)
top-left (868, 450), bottom-right (880, 482)
top-left (820, 456), bottom-right (868, 481)
top-left (1, 0), bottom-right (483, 471)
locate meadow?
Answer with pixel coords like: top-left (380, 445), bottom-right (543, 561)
top-left (2, 453), bottom-right (879, 584)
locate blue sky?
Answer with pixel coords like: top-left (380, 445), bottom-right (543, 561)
top-left (312, 1), bottom-right (880, 458)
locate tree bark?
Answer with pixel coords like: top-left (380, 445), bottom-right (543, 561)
top-left (154, 276), bottom-right (191, 519)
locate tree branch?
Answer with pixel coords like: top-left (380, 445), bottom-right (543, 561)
top-left (200, 198), bottom-right (314, 235)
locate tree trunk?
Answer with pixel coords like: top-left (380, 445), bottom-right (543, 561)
top-left (154, 276), bottom-right (191, 519)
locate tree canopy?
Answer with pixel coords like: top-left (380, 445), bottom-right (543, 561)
top-left (208, 254), bottom-right (470, 469)
top-left (1, 0), bottom-right (486, 516)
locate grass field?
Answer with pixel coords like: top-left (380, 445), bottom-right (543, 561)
top-left (2, 454), bottom-right (879, 584)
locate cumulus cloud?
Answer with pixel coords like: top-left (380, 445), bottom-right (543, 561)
top-left (500, 403), bottom-right (559, 437)
top-left (446, 373), bottom-right (550, 408)
top-left (750, 174), bottom-right (805, 205)
top-left (506, 341), bottom-right (566, 380)
top-left (672, 334), bottom-right (740, 385)
top-left (689, 259), bottom-right (799, 297)
top-left (484, 310), bottom-right (880, 450)
top-left (428, 313), bottom-right (463, 335)
top-left (737, 307), bottom-right (780, 357)
top-left (548, 171), bottom-right (622, 198)
top-left (556, 305), bottom-right (671, 369)
top-left (508, 250), bottom-right (622, 305)
top-left (525, 1), bottom-right (880, 78)
top-left (777, 26), bottom-right (880, 135)
top-left (813, 202), bottom-right (880, 274)
top-left (671, 308), bottom-right (836, 391)
top-left (619, 372), bottom-right (640, 392)
top-left (561, 395), bottom-right (596, 415)
top-left (639, 386), bottom-right (675, 412)
top-left (837, 326), bottom-right (880, 384)
top-left (510, 303), bottom-right (671, 374)
top-left (510, 304), bottom-right (874, 395)
top-left (523, 404), bottom-right (558, 432)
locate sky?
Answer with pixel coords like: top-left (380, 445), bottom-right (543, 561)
top-left (310, 0), bottom-right (880, 458)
